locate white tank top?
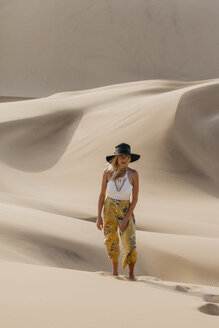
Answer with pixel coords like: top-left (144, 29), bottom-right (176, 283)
top-left (106, 168), bottom-right (133, 200)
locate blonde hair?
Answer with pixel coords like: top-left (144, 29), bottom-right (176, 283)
top-left (104, 155), bottom-right (131, 181)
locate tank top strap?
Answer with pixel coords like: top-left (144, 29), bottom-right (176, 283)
top-left (111, 169), bottom-right (117, 179)
top-left (126, 168), bottom-right (132, 185)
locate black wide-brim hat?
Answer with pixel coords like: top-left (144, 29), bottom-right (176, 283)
top-left (106, 143), bottom-right (140, 163)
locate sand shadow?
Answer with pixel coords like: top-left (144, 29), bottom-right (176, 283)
top-left (0, 222), bottom-right (102, 271)
top-left (0, 109), bottom-right (83, 172)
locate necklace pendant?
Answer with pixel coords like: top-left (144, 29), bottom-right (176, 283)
top-left (114, 176), bottom-right (127, 192)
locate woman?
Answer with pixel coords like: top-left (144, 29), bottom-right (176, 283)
top-left (96, 143), bottom-right (140, 280)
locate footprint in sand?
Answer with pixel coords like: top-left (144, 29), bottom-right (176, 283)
top-left (175, 285), bottom-right (192, 292)
top-left (96, 272), bottom-right (160, 281)
top-left (96, 271), bottom-right (118, 278)
top-left (203, 294), bottom-right (219, 303)
top-left (137, 275), bottom-right (161, 282)
top-left (198, 303), bottom-right (219, 316)
top-left (95, 271), bottom-right (137, 281)
top-left (95, 271), bottom-right (110, 276)
top-left (175, 284), bottom-right (201, 293)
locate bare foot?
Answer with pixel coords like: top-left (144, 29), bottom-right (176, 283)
top-left (113, 272), bottom-right (119, 276)
top-left (128, 275), bottom-right (136, 281)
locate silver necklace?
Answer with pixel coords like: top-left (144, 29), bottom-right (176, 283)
top-left (114, 168), bottom-right (127, 192)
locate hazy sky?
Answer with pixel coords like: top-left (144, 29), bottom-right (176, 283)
top-left (0, 0), bottom-right (219, 97)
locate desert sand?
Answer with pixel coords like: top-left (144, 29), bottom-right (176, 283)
top-left (1, 79), bottom-right (219, 327)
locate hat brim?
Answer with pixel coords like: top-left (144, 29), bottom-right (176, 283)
top-left (106, 153), bottom-right (140, 163)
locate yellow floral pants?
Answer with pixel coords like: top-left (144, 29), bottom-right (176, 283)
top-left (103, 196), bottom-right (137, 269)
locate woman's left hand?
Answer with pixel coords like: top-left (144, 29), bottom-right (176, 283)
top-left (119, 219), bottom-right (128, 232)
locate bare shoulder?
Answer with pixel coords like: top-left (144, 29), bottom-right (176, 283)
top-left (127, 167), bottom-right (138, 184)
top-left (127, 167), bottom-right (138, 175)
top-left (103, 168), bottom-right (112, 182)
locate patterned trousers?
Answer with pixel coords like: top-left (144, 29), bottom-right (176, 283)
top-left (103, 196), bottom-right (137, 269)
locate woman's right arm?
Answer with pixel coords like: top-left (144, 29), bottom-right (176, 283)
top-left (96, 170), bottom-right (108, 230)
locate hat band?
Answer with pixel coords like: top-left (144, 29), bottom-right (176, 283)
top-left (114, 151), bottom-right (131, 155)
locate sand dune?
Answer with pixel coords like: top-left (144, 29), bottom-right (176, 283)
top-left (174, 83), bottom-right (219, 185)
top-left (2, 260), bottom-right (219, 328)
top-left (1, 79), bottom-right (219, 326)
